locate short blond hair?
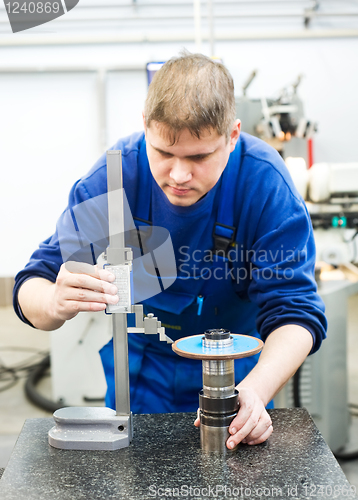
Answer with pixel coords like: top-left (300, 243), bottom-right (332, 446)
top-left (144, 52), bottom-right (236, 144)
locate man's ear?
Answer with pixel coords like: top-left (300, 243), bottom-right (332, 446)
top-left (229, 119), bottom-right (241, 152)
top-left (142, 112), bottom-right (147, 135)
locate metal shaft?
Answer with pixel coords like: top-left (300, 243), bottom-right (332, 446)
top-left (199, 329), bottom-right (239, 453)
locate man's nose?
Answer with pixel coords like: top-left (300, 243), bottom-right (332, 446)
top-left (169, 159), bottom-right (193, 185)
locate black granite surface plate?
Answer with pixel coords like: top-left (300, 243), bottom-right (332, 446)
top-left (0, 409), bottom-right (356, 500)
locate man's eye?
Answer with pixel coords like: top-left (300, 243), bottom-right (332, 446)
top-left (160, 151), bottom-right (172, 158)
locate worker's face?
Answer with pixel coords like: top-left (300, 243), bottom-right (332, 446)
top-left (144, 119), bottom-right (241, 207)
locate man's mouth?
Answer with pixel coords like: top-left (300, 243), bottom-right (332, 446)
top-left (167, 185), bottom-right (192, 196)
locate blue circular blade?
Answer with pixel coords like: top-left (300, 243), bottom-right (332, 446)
top-left (176, 334), bottom-right (260, 357)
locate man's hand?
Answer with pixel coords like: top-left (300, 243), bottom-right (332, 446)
top-left (193, 387), bottom-right (273, 449)
top-left (226, 388), bottom-right (272, 448)
top-left (18, 261), bottom-right (118, 331)
top-left (51, 262), bottom-right (118, 322)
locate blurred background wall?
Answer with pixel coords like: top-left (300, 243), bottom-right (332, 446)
top-left (0, 0), bottom-right (357, 279)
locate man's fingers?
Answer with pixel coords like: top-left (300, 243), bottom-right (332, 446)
top-left (65, 300), bottom-right (108, 315)
top-left (241, 413), bottom-right (272, 443)
top-left (245, 425), bottom-right (273, 446)
top-left (64, 261), bottom-right (115, 282)
top-left (227, 418), bottom-right (258, 449)
top-left (229, 403), bottom-right (253, 433)
top-left (229, 407), bottom-right (259, 437)
top-left (59, 264), bottom-right (117, 295)
top-left (73, 274), bottom-right (118, 296)
top-left (65, 288), bottom-right (119, 305)
top-left (64, 261), bottom-right (99, 277)
top-left (53, 262), bottom-right (119, 321)
top-left (194, 408), bottom-right (200, 427)
top-left (229, 387), bottom-right (259, 432)
top-left (227, 409), bottom-right (272, 449)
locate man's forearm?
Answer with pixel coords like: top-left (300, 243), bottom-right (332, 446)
top-left (18, 277), bottom-right (64, 331)
top-left (18, 264), bottom-right (118, 331)
top-left (236, 324), bottom-right (314, 406)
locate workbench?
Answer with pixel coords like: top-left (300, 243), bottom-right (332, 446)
top-left (0, 408), bottom-right (355, 499)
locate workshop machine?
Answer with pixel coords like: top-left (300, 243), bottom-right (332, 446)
top-left (276, 159), bottom-right (358, 452)
top-left (307, 162), bottom-right (358, 266)
top-left (236, 70), bottom-right (316, 165)
top-left (284, 158), bottom-right (358, 267)
top-left (236, 70), bottom-right (358, 452)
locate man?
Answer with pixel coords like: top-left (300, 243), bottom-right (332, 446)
top-left (13, 53), bottom-right (327, 450)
